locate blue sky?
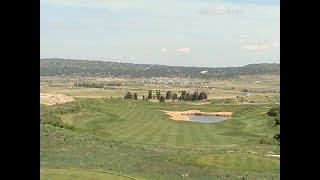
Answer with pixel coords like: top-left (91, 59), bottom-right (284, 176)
top-left (40, 0), bottom-right (279, 67)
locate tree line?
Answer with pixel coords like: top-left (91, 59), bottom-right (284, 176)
top-left (124, 90), bottom-right (207, 102)
top-left (41, 59), bottom-right (280, 79)
top-left (74, 82), bottom-right (123, 88)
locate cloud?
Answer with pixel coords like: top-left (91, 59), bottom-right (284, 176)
top-left (241, 44), bottom-right (269, 50)
top-left (177, 48), bottom-right (190, 53)
top-left (238, 34), bottom-right (250, 39)
top-left (271, 42), bottom-right (280, 48)
top-left (160, 48), bottom-right (168, 52)
top-left (197, 5), bottom-right (244, 16)
top-left (241, 42), bottom-right (279, 51)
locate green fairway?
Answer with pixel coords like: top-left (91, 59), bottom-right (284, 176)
top-left (54, 98), bottom-right (277, 147)
top-left (40, 169), bottom-right (133, 180)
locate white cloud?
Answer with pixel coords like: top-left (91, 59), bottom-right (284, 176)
top-left (238, 34), bottom-right (250, 39)
top-left (177, 48), bottom-right (190, 53)
top-left (197, 5), bottom-right (244, 16)
top-left (241, 44), bottom-right (269, 51)
top-left (271, 42), bottom-right (280, 48)
top-left (160, 48), bottom-right (168, 52)
top-left (241, 42), bottom-right (279, 51)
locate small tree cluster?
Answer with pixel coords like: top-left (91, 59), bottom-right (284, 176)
top-left (178, 91), bottom-right (208, 101)
top-left (74, 82), bottom-right (104, 88)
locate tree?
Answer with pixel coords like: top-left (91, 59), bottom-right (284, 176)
top-left (179, 91), bottom-right (187, 100)
top-left (133, 93), bottom-right (138, 100)
top-left (148, 90), bottom-right (152, 99)
top-left (192, 91), bottom-right (199, 101)
top-left (124, 92), bottom-right (133, 99)
top-left (156, 90), bottom-right (161, 99)
top-left (166, 91), bottom-right (172, 99)
top-left (142, 96), bottom-right (145, 100)
top-left (172, 93), bottom-right (178, 102)
top-left (199, 91), bottom-right (208, 100)
top-left (159, 95), bottom-right (165, 102)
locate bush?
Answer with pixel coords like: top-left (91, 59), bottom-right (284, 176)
top-left (274, 117), bottom-right (280, 126)
top-left (259, 136), bottom-right (274, 144)
top-left (273, 133), bottom-right (280, 144)
top-left (266, 107), bottom-right (280, 117)
top-left (46, 120), bottom-right (76, 130)
top-left (124, 92), bottom-right (133, 99)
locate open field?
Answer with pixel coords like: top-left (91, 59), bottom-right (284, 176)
top-left (40, 75), bottom-right (280, 104)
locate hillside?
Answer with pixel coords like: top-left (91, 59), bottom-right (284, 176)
top-left (40, 58), bottom-right (280, 78)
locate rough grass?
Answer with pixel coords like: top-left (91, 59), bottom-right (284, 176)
top-left (41, 168), bottom-right (134, 180)
top-left (191, 153), bottom-right (279, 172)
top-left (41, 124), bottom-right (280, 180)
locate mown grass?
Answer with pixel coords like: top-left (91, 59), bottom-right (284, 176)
top-left (53, 98), bottom-right (278, 147)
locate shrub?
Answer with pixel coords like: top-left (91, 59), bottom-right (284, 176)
top-left (124, 92), bottom-right (133, 99)
top-left (46, 120), bottom-right (76, 130)
top-left (266, 107), bottom-right (280, 117)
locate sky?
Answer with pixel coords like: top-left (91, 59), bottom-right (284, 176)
top-left (40, 0), bottom-right (280, 67)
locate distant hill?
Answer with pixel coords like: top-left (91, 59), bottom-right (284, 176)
top-left (40, 58), bottom-right (280, 78)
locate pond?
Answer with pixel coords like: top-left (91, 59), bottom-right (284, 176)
top-left (187, 115), bottom-right (230, 123)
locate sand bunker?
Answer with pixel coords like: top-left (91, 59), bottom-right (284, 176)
top-left (40, 93), bottom-right (74, 105)
top-left (160, 110), bottom-right (232, 121)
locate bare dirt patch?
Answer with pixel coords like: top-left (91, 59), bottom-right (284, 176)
top-left (40, 93), bottom-right (74, 105)
top-left (159, 110), bottom-right (232, 121)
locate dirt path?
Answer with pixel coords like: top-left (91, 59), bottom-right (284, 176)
top-left (159, 110), bottom-right (232, 121)
top-left (40, 93), bottom-right (74, 105)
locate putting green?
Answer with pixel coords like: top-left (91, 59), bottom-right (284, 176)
top-left (40, 169), bottom-right (134, 180)
top-left (192, 154), bottom-right (279, 172)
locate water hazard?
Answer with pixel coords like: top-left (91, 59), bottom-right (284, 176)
top-left (187, 115), bottom-right (230, 123)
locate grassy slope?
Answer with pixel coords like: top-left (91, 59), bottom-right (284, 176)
top-left (59, 98), bottom-right (278, 147)
top-left (41, 124), bottom-right (279, 180)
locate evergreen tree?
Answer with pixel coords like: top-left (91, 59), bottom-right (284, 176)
top-left (159, 95), bottom-right (165, 102)
top-left (148, 90), bottom-right (152, 99)
top-left (172, 93), bottom-right (178, 102)
top-left (156, 90), bottom-right (161, 99)
top-left (166, 91), bottom-right (172, 99)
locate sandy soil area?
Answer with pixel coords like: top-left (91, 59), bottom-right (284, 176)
top-left (40, 93), bottom-right (74, 105)
top-left (159, 110), bottom-right (232, 121)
